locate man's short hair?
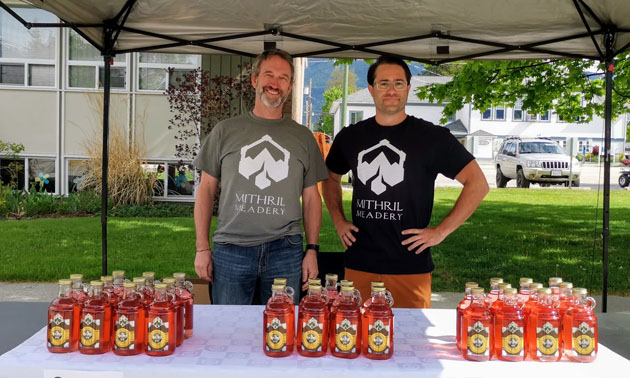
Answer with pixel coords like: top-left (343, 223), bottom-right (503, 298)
top-left (367, 55), bottom-right (411, 86)
top-left (252, 49), bottom-right (294, 83)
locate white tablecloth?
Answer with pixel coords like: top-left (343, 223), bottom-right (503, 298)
top-left (0, 306), bottom-right (628, 378)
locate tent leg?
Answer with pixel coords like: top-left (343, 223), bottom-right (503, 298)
top-left (101, 54), bottom-right (111, 277)
top-left (601, 32), bottom-right (615, 313)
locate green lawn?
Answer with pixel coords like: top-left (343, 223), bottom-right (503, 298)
top-left (1, 188), bottom-right (628, 294)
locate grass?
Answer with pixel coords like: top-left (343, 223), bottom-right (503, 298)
top-left (0, 188), bottom-right (628, 295)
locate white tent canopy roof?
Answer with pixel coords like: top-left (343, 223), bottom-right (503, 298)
top-left (13, 0), bottom-right (630, 62)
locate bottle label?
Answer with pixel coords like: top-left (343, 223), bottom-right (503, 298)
top-left (334, 318), bottom-right (357, 353)
top-left (572, 321), bottom-right (596, 357)
top-left (114, 315), bottom-right (136, 350)
top-left (147, 316), bottom-right (170, 352)
top-left (367, 319), bottom-right (390, 354)
top-left (501, 321), bottom-right (524, 356)
top-left (536, 321), bottom-right (559, 357)
top-left (48, 312), bottom-right (71, 349)
top-left (301, 316), bottom-right (324, 352)
top-left (467, 321), bottom-right (489, 356)
top-left (80, 313), bottom-right (102, 349)
top-left (265, 317), bottom-right (288, 352)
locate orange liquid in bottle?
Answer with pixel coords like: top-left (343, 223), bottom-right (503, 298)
top-left (263, 285), bottom-right (295, 357)
top-left (493, 289), bottom-right (526, 361)
top-left (146, 284), bottom-right (176, 356)
top-left (461, 288), bottom-right (492, 362)
top-left (174, 273), bottom-right (194, 339)
top-left (297, 284), bottom-right (329, 357)
top-left (562, 288), bottom-right (598, 362)
top-left (79, 282), bottom-right (112, 354)
top-left (362, 288), bottom-right (393, 360)
top-left (527, 289), bottom-right (561, 362)
top-left (330, 287), bottom-right (361, 359)
top-left (456, 282), bottom-right (477, 352)
top-left (113, 284), bottom-right (146, 356)
top-left (47, 280), bottom-right (80, 353)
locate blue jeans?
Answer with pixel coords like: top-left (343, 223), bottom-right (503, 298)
top-left (212, 235), bottom-right (303, 305)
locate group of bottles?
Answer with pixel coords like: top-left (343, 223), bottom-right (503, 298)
top-left (47, 270), bottom-right (194, 357)
top-left (263, 274), bottom-right (395, 359)
top-left (457, 277), bottom-right (598, 362)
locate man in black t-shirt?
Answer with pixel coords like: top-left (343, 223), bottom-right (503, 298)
top-left (322, 56), bottom-right (489, 308)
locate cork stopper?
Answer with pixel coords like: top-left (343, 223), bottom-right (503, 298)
top-left (538, 288), bottom-right (552, 295)
top-left (490, 277), bottom-right (503, 284)
top-left (173, 272), bottom-right (186, 279)
top-left (112, 270), bottom-right (125, 277)
top-left (123, 282), bottom-right (136, 288)
top-left (465, 282), bottom-right (478, 289)
top-left (100, 275), bottom-right (113, 282)
top-left (90, 280), bottom-right (104, 287)
top-left (504, 288), bottom-right (517, 295)
top-left (58, 279), bottom-right (72, 285)
top-left (325, 273), bottom-right (338, 281)
top-left (471, 287), bottom-right (485, 294)
top-left (70, 274), bottom-right (83, 280)
top-left (133, 277), bottom-right (146, 284)
top-left (519, 277), bottom-right (533, 284)
top-left (273, 278), bottom-right (288, 285)
top-left (142, 272), bottom-right (155, 278)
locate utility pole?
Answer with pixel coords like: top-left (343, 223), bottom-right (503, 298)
top-left (341, 63), bottom-right (349, 131)
top-left (305, 78), bottom-right (313, 130)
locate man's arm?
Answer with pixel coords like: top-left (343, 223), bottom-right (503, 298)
top-left (402, 160), bottom-right (489, 253)
top-left (321, 170), bottom-right (358, 249)
top-left (301, 184), bottom-right (322, 290)
top-left (194, 171), bottom-right (219, 281)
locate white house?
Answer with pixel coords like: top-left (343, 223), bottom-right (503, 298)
top-left (330, 76), bottom-right (628, 160)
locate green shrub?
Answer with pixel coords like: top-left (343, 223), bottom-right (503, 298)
top-left (23, 191), bottom-right (57, 217)
top-left (110, 202), bottom-right (194, 217)
top-left (576, 153), bottom-right (583, 162)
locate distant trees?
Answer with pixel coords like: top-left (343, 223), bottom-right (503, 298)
top-left (316, 67), bottom-right (358, 135)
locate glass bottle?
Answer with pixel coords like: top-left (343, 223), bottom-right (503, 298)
top-left (324, 273), bottom-right (340, 310)
top-left (47, 279), bottom-right (80, 353)
top-left (518, 277), bottom-right (533, 303)
top-left (527, 288), bottom-right (561, 362)
top-left (133, 277), bottom-right (153, 310)
top-left (173, 272), bottom-right (194, 339)
top-left (297, 283), bottom-right (329, 357)
top-left (142, 272), bottom-right (156, 301)
top-left (299, 278), bottom-right (322, 307)
top-left (163, 277), bottom-right (184, 347)
top-left (548, 277), bottom-right (563, 302)
top-left (112, 270), bottom-right (126, 298)
top-left (79, 281), bottom-right (112, 354)
top-left (494, 288), bottom-right (526, 361)
top-left (330, 285), bottom-right (361, 358)
top-left (146, 283), bottom-right (176, 356)
top-left (101, 275), bottom-right (119, 308)
top-left (263, 284), bottom-right (295, 357)
top-left (69, 273), bottom-right (88, 304)
top-left (362, 286), bottom-right (394, 360)
top-left (562, 288), bottom-right (597, 362)
top-left (486, 277), bottom-right (503, 304)
top-left (339, 280), bottom-right (362, 306)
top-left (557, 282), bottom-right (574, 321)
top-left (113, 282), bottom-right (145, 356)
top-left (273, 278), bottom-right (295, 305)
top-left (461, 287), bottom-right (492, 361)
top-left (490, 283), bottom-right (512, 317)
top-left (456, 282), bottom-right (478, 352)
top-left (523, 282), bottom-right (543, 318)
top-left (362, 281), bottom-right (393, 314)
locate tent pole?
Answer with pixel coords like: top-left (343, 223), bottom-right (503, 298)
top-left (601, 31), bottom-right (615, 313)
top-left (101, 23), bottom-right (115, 277)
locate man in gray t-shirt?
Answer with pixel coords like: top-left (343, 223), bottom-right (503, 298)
top-left (193, 49), bottom-right (328, 305)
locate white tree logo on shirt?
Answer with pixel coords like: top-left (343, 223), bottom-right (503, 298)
top-left (357, 139), bottom-right (406, 195)
top-left (238, 135), bottom-right (291, 189)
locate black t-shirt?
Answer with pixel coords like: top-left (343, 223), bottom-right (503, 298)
top-left (326, 116), bottom-right (475, 274)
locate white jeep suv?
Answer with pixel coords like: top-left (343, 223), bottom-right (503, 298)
top-left (495, 137), bottom-right (581, 188)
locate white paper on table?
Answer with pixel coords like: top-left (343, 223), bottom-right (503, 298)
top-left (44, 370), bottom-right (123, 378)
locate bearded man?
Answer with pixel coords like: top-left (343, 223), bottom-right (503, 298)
top-left (193, 49), bottom-right (328, 305)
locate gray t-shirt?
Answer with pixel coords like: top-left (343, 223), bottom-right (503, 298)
top-left (194, 111), bottom-right (328, 246)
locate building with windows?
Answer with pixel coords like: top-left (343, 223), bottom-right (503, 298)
top-left (0, 5), bottom-right (253, 201)
top-left (330, 76), bottom-right (628, 160)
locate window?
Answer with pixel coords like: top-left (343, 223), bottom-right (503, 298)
top-left (137, 53), bottom-right (198, 91)
top-left (578, 140), bottom-right (591, 154)
top-left (143, 161), bottom-right (194, 198)
top-left (0, 158), bottom-right (25, 190)
top-left (482, 109), bottom-right (492, 120)
top-left (67, 30), bottom-right (127, 89)
top-left (481, 106), bottom-right (505, 121)
top-left (513, 100), bottom-right (523, 121)
top-left (494, 105), bottom-right (505, 120)
top-left (29, 158), bottom-right (55, 192)
top-left (349, 111), bottom-right (364, 124)
top-left (0, 7), bottom-right (57, 87)
top-left (539, 111), bottom-right (550, 121)
top-left (526, 112), bottom-right (538, 121)
top-left (67, 159), bottom-right (87, 193)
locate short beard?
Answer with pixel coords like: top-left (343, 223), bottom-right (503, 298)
top-left (256, 85), bottom-right (289, 109)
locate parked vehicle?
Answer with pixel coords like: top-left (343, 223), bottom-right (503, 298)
top-left (495, 137), bottom-right (581, 188)
top-left (620, 169), bottom-right (630, 188)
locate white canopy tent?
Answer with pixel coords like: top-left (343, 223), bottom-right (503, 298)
top-left (3, 0), bottom-right (629, 311)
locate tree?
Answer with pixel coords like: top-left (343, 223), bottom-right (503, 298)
top-left (415, 55), bottom-right (630, 124)
top-left (326, 66), bottom-right (358, 92)
top-left (316, 66), bottom-right (359, 135)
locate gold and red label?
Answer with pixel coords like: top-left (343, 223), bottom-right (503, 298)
top-left (467, 321), bottom-right (489, 356)
top-left (265, 317), bottom-right (288, 352)
top-left (80, 313), bottom-right (102, 349)
top-left (536, 321), bottom-right (559, 357)
top-left (147, 316), bottom-right (170, 352)
top-left (367, 319), bottom-right (391, 354)
top-left (572, 321), bottom-right (596, 357)
top-left (114, 315), bottom-right (136, 350)
top-left (301, 316), bottom-right (324, 352)
top-left (48, 312), bottom-right (71, 349)
top-left (334, 318), bottom-right (357, 353)
top-left (501, 321), bottom-right (524, 356)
